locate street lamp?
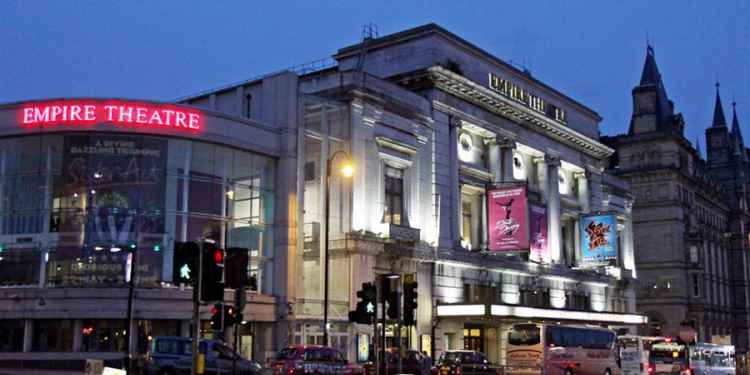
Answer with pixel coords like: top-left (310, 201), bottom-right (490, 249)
top-left (323, 150), bottom-right (354, 347)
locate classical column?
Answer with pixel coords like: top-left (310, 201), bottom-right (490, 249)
top-left (534, 157), bottom-right (547, 195)
top-left (449, 118), bottom-right (461, 247)
top-left (486, 137), bottom-right (501, 183)
top-left (499, 137), bottom-right (516, 182)
top-left (546, 155), bottom-right (562, 264)
top-left (575, 171), bottom-right (590, 213)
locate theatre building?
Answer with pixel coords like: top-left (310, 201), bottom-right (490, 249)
top-left (181, 23), bottom-right (645, 364)
top-left (0, 99), bottom-right (290, 366)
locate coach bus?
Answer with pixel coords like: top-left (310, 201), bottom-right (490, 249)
top-left (687, 343), bottom-right (735, 375)
top-left (506, 323), bottom-right (619, 375)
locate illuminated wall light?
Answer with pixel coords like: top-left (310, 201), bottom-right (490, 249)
top-left (436, 304), bottom-right (485, 317)
top-left (550, 289), bottom-right (566, 308)
top-left (489, 304), bottom-right (647, 324)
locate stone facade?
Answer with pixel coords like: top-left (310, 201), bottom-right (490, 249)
top-left (603, 46), bottom-right (750, 352)
top-left (184, 24), bottom-right (643, 364)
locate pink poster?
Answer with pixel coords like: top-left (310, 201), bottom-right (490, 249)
top-left (487, 186), bottom-right (528, 251)
top-left (529, 204), bottom-right (548, 262)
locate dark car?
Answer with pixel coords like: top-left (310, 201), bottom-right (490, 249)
top-left (272, 345), bottom-right (364, 375)
top-left (363, 348), bottom-right (431, 375)
top-left (437, 350), bottom-right (497, 375)
top-left (145, 336), bottom-right (261, 375)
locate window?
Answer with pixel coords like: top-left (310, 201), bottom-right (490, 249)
top-left (460, 192), bottom-right (481, 250)
top-left (690, 245), bottom-right (699, 264)
top-left (689, 274), bottom-right (699, 297)
top-left (509, 324), bottom-right (541, 346)
top-left (244, 94), bottom-right (252, 117)
top-left (32, 320), bottom-right (73, 352)
top-left (0, 320), bottom-right (24, 352)
top-left (304, 161), bottom-right (316, 182)
top-left (384, 166), bottom-right (406, 225)
top-left (81, 320), bottom-right (127, 352)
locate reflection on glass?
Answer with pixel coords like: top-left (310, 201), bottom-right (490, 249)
top-left (0, 134), bottom-right (275, 290)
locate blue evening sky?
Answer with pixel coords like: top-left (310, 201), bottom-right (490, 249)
top-left (1, 1), bottom-right (748, 144)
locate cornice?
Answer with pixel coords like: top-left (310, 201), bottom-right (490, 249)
top-left (427, 66), bottom-right (614, 159)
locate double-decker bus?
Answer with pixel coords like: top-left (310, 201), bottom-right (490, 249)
top-left (506, 323), bottom-right (619, 375)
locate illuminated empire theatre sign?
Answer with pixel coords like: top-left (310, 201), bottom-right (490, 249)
top-left (19, 100), bottom-right (203, 131)
top-left (488, 73), bottom-right (567, 124)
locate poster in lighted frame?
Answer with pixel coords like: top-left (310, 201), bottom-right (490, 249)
top-left (529, 204), bottom-right (548, 263)
top-left (579, 213), bottom-right (618, 265)
top-left (487, 185), bottom-right (529, 251)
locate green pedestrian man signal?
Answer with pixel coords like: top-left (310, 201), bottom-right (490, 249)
top-left (180, 264), bottom-right (191, 280)
top-left (349, 282), bottom-right (377, 324)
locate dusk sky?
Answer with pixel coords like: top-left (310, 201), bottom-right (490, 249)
top-left (2, 1), bottom-right (748, 146)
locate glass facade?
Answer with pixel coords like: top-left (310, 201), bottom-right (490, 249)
top-left (0, 133), bottom-right (275, 290)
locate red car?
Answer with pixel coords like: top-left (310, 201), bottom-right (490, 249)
top-left (273, 345), bottom-right (364, 375)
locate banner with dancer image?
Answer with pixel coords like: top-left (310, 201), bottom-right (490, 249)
top-left (529, 204), bottom-right (548, 262)
top-left (487, 185), bottom-right (528, 251)
top-left (579, 213), bottom-right (618, 265)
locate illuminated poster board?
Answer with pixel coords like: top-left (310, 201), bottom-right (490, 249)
top-left (529, 204), bottom-right (548, 262)
top-left (579, 213), bottom-right (618, 265)
top-left (487, 185), bottom-right (528, 251)
top-left (47, 134), bottom-right (166, 287)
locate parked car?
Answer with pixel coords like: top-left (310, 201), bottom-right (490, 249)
top-left (437, 350), bottom-right (497, 375)
top-left (272, 345), bottom-right (364, 375)
top-left (363, 348), bottom-right (431, 375)
top-left (145, 336), bottom-right (262, 375)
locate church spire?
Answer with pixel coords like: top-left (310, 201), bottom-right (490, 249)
top-left (732, 100), bottom-right (743, 141)
top-left (639, 45), bottom-right (661, 85)
top-left (713, 82), bottom-right (727, 127)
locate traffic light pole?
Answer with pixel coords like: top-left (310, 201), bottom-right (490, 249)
top-left (191, 241), bottom-right (204, 375)
top-left (124, 246), bottom-right (137, 373)
top-left (395, 282), bottom-right (402, 375)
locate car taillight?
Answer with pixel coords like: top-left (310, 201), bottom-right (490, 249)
top-left (455, 367), bottom-right (461, 375)
top-left (648, 365), bottom-right (654, 374)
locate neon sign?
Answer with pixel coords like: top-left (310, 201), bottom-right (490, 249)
top-left (19, 100), bottom-right (203, 131)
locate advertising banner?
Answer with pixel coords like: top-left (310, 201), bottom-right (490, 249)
top-left (48, 134), bottom-right (167, 287)
top-left (529, 204), bottom-right (548, 263)
top-left (580, 213), bottom-right (618, 265)
top-left (487, 186), bottom-right (528, 251)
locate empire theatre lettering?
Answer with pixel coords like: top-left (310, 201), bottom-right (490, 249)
top-left (488, 73), bottom-right (567, 124)
top-left (19, 100), bottom-right (203, 131)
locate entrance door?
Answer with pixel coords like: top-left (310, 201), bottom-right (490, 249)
top-left (463, 326), bottom-right (484, 353)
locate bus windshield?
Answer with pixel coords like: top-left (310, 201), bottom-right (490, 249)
top-left (508, 324), bottom-right (541, 346)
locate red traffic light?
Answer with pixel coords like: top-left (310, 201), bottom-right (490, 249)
top-left (213, 249), bottom-right (224, 264)
top-left (210, 306), bottom-right (219, 315)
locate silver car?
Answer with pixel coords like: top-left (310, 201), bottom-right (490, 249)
top-left (146, 336), bottom-right (261, 375)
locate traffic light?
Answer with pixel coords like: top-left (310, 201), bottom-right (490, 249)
top-left (173, 241), bottom-right (199, 285)
top-left (225, 247), bottom-right (249, 289)
top-left (383, 278), bottom-right (399, 320)
top-left (201, 242), bottom-right (225, 302)
top-left (210, 303), bottom-right (225, 331)
top-left (403, 281), bottom-right (418, 326)
top-left (225, 304), bottom-right (237, 327)
top-left (349, 282), bottom-right (377, 324)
